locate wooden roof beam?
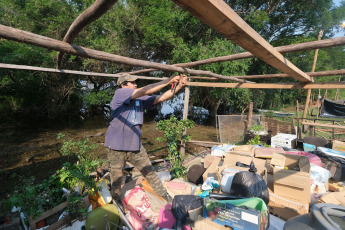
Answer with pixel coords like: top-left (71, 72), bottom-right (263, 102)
top-left (129, 36), bottom-right (345, 75)
top-left (57, 0), bottom-right (118, 68)
top-left (187, 81), bottom-right (345, 89)
top-left (233, 69), bottom-right (345, 79)
top-left (1, 63), bottom-right (344, 81)
top-left (172, 0), bottom-right (312, 82)
top-left (0, 24), bottom-right (249, 83)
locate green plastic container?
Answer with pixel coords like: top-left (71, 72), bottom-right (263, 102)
top-left (86, 203), bottom-right (119, 230)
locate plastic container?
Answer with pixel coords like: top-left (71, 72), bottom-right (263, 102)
top-left (303, 143), bottom-right (316, 152)
top-left (284, 203), bottom-right (345, 230)
top-left (220, 168), bottom-right (240, 193)
top-left (271, 133), bottom-right (297, 148)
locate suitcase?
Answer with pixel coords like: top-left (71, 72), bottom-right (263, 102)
top-left (312, 151), bottom-right (345, 182)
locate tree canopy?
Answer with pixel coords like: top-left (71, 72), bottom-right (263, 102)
top-left (0, 0), bottom-right (344, 122)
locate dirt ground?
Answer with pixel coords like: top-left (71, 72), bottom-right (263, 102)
top-left (0, 121), bottom-right (217, 199)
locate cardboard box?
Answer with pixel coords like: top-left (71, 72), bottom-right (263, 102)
top-left (222, 154), bottom-right (267, 178)
top-left (193, 216), bottom-right (229, 230)
top-left (203, 155), bottom-right (217, 169)
top-left (267, 174), bottom-right (309, 220)
top-left (332, 140), bottom-right (345, 153)
top-left (319, 191), bottom-right (345, 205)
top-left (268, 187), bottom-right (309, 220)
top-left (271, 153), bottom-right (311, 203)
top-left (231, 145), bottom-right (256, 156)
top-left (202, 156), bottom-right (222, 182)
top-left (203, 197), bottom-right (269, 230)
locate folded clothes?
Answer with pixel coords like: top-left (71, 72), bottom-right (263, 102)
top-left (166, 181), bottom-right (187, 190)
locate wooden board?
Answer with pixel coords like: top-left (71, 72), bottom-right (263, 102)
top-left (188, 81), bottom-right (345, 89)
top-left (173, 0), bottom-right (311, 82)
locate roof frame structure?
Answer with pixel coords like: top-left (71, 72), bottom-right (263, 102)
top-left (1, 0), bottom-right (345, 88)
top-left (172, 0), bottom-right (311, 82)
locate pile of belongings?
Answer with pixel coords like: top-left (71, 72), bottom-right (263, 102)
top-left (74, 137), bottom-right (345, 230)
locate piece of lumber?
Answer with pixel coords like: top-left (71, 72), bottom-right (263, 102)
top-left (0, 25), bottom-right (247, 83)
top-left (187, 81), bottom-right (345, 89)
top-left (302, 122), bottom-right (345, 130)
top-left (172, 0), bottom-right (311, 82)
top-left (2, 63), bottom-right (345, 81)
top-left (129, 36), bottom-right (345, 75)
top-left (234, 69), bottom-right (345, 79)
top-left (57, 0), bottom-right (118, 68)
top-left (303, 31), bottom-right (323, 123)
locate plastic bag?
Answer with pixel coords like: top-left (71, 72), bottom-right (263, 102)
top-left (230, 161), bottom-right (269, 205)
top-left (211, 144), bottom-right (235, 156)
top-left (122, 186), bottom-right (159, 230)
top-left (171, 195), bottom-right (203, 230)
top-left (310, 164), bottom-right (332, 194)
top-left (201, 177), bottom-right (219, 191)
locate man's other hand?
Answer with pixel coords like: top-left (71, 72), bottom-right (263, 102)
top-left (169, 75), bottom-right (181, 85)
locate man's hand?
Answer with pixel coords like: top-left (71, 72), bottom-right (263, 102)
top-left (169, 75), bottom-right (181, 85)
top-left (177, 74), bottom-right (188, 89)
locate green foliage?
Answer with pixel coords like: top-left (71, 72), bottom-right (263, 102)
top-left (66, 193), bottom-right (88, 218)
top-left (247, 135), bottom-right (270, 147)
top-left (1, 0), bottom-right (345, 121)
top-left (156, 115), bottom-right (194, 179)
top-left (249, 125), bottom-right (265, 132)
top-left (56, 133), bottom-right (103, 198)
top-left (57, 133), bottom-right (99, 162)
top-left (7, 174), bottom-right (66, 218)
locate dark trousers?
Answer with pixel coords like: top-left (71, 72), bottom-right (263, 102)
top-left (107, 145), bottom-right (167, 201)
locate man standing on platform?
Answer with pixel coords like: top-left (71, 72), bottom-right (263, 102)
top-left (105, 73), bottom-right (188, 203)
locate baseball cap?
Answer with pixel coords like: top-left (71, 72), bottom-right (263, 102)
top-left (117, 74), bottom-right (138, 85)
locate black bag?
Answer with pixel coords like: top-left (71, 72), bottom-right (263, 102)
top-left (171, 195), bottom-right (203, 230)
top-left (230, 161), bottom-right (269, 205)
top-left (312, 150), bottom-right (345, 182)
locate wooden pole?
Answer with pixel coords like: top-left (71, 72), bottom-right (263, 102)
top-left (335, 76), bottom-right (341, 100)
top-left (57, 0), bottom-right (118, 68)
top-left (0, 25), bottom-right (247, 83)
top-left (129, 36), bottom-right (345, 75)
top-left (180, 86), bottom-right (190, 156)
top-left (186, 81), bottom-right (345, 89)
top-left (2, 63), bottom-right (345, 80)
top-left (296, 100), bottom-right (300, 139)
top-left (247, 102), bottom-right (253, 131)
top-left (302, 31), bottom-right (323, 129)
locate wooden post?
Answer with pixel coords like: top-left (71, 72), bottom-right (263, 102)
top-left (296, 100), bottom-right (300, 139)
top-left (302, 31), bottom-right (323, 130)
top-left (180, 86), bottom-right (190, 156)
top-left (335, 75), bottom-right (342, 100)
top-left (247, 102), bottom-right (253, 130)
top-left (332, 120), bottom-right (335, 140)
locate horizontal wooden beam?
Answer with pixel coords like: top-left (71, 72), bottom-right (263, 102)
top-left (187, 81), bottom-right (345, 89)
top-left (0, 24), bottom-right (248, 83)
top-left (0, 63), bottom-right (168, 81)
top-left (129, 36), bottom-right (345, 75)
top-left (173, 0), bottom-right (311, 82)
top-left (302, 122), bottom-right (345, 130)
top-left (235, 69), bottom-right (345, 79)
top-left (1, 63), bottom-right (343, 83)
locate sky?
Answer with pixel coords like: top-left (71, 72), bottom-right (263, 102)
top-left (333, 0), bottom-right (345, 37)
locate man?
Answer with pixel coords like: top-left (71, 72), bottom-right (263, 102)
top-left (105, 73), bottom-right (188, 203)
